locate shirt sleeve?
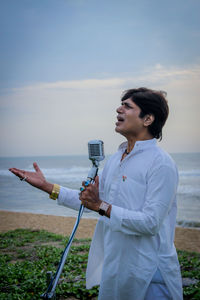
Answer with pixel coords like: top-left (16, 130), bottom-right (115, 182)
top-left (57, 171), bottom-right (104, 213)
top-left (109, 164), bottom-right (178, 236)
top-left (57, 186), bottom-right (81, 211)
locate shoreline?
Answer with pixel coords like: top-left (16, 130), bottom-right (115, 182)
top-left (0, 210), bottom-right (200, 253)
top-left (1, 208), bottom-right (200, 228)
top-left (0, 208), bottom-right (99, 219)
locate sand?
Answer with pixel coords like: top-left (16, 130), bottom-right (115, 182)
top-left (0, 210), bottom-right (199, 253)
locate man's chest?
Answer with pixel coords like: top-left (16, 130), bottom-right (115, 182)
top-left (103, 154), bottom-right (153, 209)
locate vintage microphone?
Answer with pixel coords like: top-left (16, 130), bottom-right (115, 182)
top-left (41, 140), bottom-right (105, 299)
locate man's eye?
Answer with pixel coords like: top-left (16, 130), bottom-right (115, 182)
top-left (122, 103), bottom-right (131, 109)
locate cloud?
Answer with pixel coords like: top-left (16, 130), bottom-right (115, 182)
top-left (11, 78), bottom-right (126, 92)
top-left (1, 63), bottom-right (200, 156)
top-left (11, 63), bottom-right (200, 93)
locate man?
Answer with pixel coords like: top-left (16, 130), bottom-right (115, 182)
top-left (9, 88), bottom-right (183, 299)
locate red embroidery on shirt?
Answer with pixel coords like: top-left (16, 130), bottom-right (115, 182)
top-left (122, 175), bottom-right (127, 182)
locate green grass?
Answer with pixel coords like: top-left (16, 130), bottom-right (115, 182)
top-left (0, 229), bottom-right (199, 299)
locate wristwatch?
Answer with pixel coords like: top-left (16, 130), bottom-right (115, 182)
top-left (99, 201), bottom-right (110, 216)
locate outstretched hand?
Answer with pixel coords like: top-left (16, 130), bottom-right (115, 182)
top-left (79, 176), bottom-right (102, 212)
top-left (9, 162), bottom-right (53, 194)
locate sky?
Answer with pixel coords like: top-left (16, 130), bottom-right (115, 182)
top-left (0, 0), bottom-right (200, 157)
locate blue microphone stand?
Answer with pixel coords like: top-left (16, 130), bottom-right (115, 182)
top-left (41, 160), bottom-right (99, 299)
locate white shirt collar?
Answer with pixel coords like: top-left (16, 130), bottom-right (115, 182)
top-left (118, 138), bottom-right (157, 153)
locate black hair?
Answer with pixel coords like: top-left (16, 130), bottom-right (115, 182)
top-left (121, 87), bottom-right (169, 140)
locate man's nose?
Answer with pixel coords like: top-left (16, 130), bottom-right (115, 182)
top-left (116, 105), bottom-right (123, 113)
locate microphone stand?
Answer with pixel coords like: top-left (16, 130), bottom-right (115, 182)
top-left (41, 160), bottom-right (99, 299)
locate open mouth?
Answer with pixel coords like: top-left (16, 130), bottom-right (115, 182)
top-left (116, 115), bottom-right (125, 127)
top-left (117, 115), bottom-right (125, 122)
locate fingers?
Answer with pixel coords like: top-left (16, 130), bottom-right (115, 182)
top-left (80, 180), bottom-right (90, 191)
top-left (33, 162), bottom-right (42, 174)
top-left (9, 167), bottom-right (22, 173)
top-left (94, 176), bottom-right (99, 188)
top-left (82, 180), bottom-right (90, 186)
top-left (80, 177), bottom-right (99, 192)
top-left (9, 168), bottom-right (26, 178)
top-left (20, 176), bottom-right (27, 182)
top-left (9, 168), bottom-right (28, 181)
top-left (80, 180), bottom-right (89, 195)
top-left (80, 186), bottom-right (85, 192)
top-left (79, 179), bottom-right (101, 212)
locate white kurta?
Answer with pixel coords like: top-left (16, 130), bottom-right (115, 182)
top-left (57, 139), bottom-right (183, 300)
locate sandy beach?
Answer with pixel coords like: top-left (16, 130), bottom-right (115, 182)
top-left (0, 210), bottom-right (199, 253)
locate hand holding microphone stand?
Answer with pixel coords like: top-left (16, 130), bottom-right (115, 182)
top-left (41, 140), bottom-right (105, 299)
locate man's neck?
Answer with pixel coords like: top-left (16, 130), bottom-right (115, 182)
top-left (126, 133), bottom-right (154, 153)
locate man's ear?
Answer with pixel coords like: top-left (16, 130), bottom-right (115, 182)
top-left (143, 114), bottom-right (155, 127)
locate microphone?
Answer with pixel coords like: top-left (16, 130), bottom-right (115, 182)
top-left (88, 140), bottom-right (105, 162)
top-left (85, 140), bottom-right (105, 183)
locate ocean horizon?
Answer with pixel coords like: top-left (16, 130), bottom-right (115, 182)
top-left (0, 152), bottom-right (200, 228)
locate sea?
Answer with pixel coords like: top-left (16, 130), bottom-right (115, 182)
top-left (0, 153), bottom-right (200, 228)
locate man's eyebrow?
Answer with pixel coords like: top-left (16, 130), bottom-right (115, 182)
top-left (121, 101), bottom-right (133, 108)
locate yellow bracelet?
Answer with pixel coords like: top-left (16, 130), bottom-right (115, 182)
top-left (49, 184), bottom-right (60, 200)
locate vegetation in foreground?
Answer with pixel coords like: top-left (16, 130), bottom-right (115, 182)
top-left (0, 229), bottom-right (199, 299)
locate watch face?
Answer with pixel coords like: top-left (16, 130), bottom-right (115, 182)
top-left (99, 202), bottom-right (109, 216)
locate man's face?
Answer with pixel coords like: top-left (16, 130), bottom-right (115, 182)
top-left (115, 98), bottom-right (145, 137)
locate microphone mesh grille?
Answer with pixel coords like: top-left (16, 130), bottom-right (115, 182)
top-left (90, 144), bottom-right (101, 157)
